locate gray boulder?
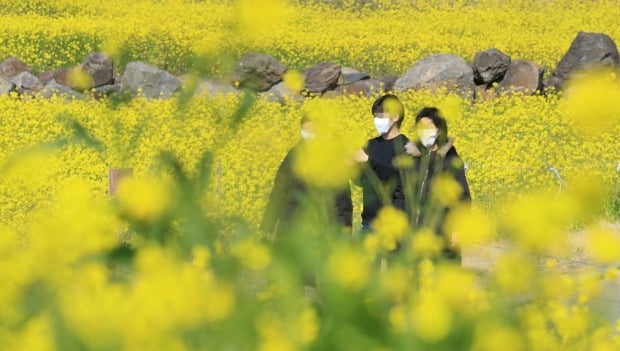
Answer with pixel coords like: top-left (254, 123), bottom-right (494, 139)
top-left (195, 80), bottom-right (241, 97)
top-left (334, 78), bottom-right (387, 97)
top-left (394, 54), bottom-right (475, 98)
top-left (38, 68), bottom-right (70, 86)
top-left (120, 62), bottom-right (180, 98)
top-left (38, 70), bottom-right (57, 85)
top-left (304, 62), bottom-right (341, 94)
top-left (337, 67), bottom-right (370, 85)
top-left (90, 84), bottom-right (122, 99)
top-left (472, 48), bottom-right (511, 84)
top-left (0, 78), bottom-right (16, 95)
top-left (321, 90), bottom-right (343, 99)
top-left (179, 75), bottom-right (241, 97)
top-left (263, 81), bottom-right (302, 103)
top-left (377, 75), bottom-right (398, 91)
top-left (40, 80), bottom-right (85, 99)
top-left (11, 71), bottom-right (43, 93)
top-left (498, 59), bottom-right (544, 94)
top-left (81, 52), bottom-right (115, 88)
top-left (548, 32), bottom-right (620, 89)
top-left (474, 84), bottom-right (497, 100)
top-left (0, 57), bottom-right (30, 79)
top-left (232, 53), bottom-right (287, 92)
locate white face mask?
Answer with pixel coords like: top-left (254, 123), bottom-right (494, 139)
top-left (300, 130), bottom-right (315, 140)
top-left (417, 129), bottom-right (438, 148)
top-left (373, 118), bottom-right (393, 135)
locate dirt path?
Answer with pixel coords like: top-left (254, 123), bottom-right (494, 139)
top-left (462, 223), bottom-right (620, 323)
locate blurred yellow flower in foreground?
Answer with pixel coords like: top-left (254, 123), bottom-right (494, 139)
top-left (586, 224), bottom-right (620, 263)
top-left (191, 245), bottom-right (212, 269)
top-left (444, 205), bottom-right (495, 247)
top-left (410, 228), bottom-right (443, 258)
top-left (431, 174), bottom-right (463, 207)
top-left (494, 253), bottom-right (536, 295)
top-left (328, 245), bottom-right (370, 291)
top-left (68, 67), bottom-right (94, 90)
top-left (293, 100), bottom-right (363, 188)
top-left (232, 238), bottom-right (271, 270)
top-left (380, 266), bottom-right (411, 302)
top-left (473, 321), bottom-right (525, 351)
top-left (117, 177), bottom-right (170, 222)
top-left (372, 206), bottom-right (409, 250)
top-left (283, 71), bottom-right (305, 92)
top-left (563, 68), bottom-right (620, 135)
top-left (257, 313), bottom-right (295, 351)
top-left (298, 306), bottom-right (319, 344)
top-left (411, 294), bottom-right (453, 342)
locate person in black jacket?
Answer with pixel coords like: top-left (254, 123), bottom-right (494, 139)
top-left (404, 107), bottom-right (471, 259)
top-left (353, 94), bottom-right (410, 232)
top-left (260, 116), bottom-right (353, 240)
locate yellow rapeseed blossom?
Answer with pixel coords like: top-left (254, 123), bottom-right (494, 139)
top-left (283, 70), bottom-right (305, 92)
top-left (231, 238), bottom-right (271, 270)
top-left (327, 245), bottom-right (370, 291)
top-left (548, 302), bottom-right (589, 342)
top-left (4, 314), bottom-right (56, 351)
top-left (372, 206), bottom-right (409, 251)
top-left (363, 233), bottom-right (381, 259)
top-left (379, 266), bottom-right (412, 303)
top-left (563, 68), bottom-right (620, 135)
top-left (116, 177), bottom-right (170, 222)
top-left (472, 321), bottom-right (525, 351)
top-left (493, 253), bottom-right (536, 295)
top-left (297, 305), bottom-right (319, 344)
top-left (0, 1), bottom-right (619, 349)
top-left (434, 265), bottom-right (477, 309)
top-left (586, 224), bottom-right (620, 263)
top-left (191, 245), bottom-right (212, 269)
top-left (444, 205), bottom-right (495, 247)
top-left (256, 313), bottom-right (295, 351)
top-left (67, 67), bottom-right (94, 91)
top-left (293, 100), bottom-right (363, 187)
top-left (410, 228), bottom-right (443, 258)
top-left (236, 0), bottom-right (290, 43)
top-left (431, 174), bottom-right (463, 207)
top-left (502, 192), bottom-right (578, 254)
top-left (389, 304), bottom-right (408, 332)
top-left (411, 294), bottom-right (453, 342)
top-left (437, 95), bottom-right (464, 123)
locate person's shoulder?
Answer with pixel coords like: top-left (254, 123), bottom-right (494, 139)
top-left (365, 136), bottom-right (382, 148)
top-left (443, 145), bottom-right (466, 168)
top-left (446, 145), bottom-right (459, 157)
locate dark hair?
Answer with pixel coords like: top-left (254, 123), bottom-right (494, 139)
top-left (415, 107), bottom-right (449, 145)
top-left (371, 94), bottom-right (405, 127)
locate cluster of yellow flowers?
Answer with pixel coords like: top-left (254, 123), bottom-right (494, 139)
top-left (1, 0), bottom-right (620, 76)
top-left (1, 90), bottom-right (617, 232)
top-left (0, 89), bottom-right (616, 349)
top-left (1, 0), bottom-right (620, 350)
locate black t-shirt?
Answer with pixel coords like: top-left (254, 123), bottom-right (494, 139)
top-left (359, 134), bottom-right (410, 225)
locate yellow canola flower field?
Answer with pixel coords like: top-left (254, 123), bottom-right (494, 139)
top-left (0, 89), bottom-right (617, 349)
top-left (0, 0), bottom-right (619, 76)
top-left (0, 92), bottom-right (618, 231)
top-left (0, 1), bottom-right (620, 350)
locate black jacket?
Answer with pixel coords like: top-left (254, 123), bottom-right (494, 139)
top-left (405, 138), bottom-right (471, 233)
top-left (260, 143), bottom-right (353, 235)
